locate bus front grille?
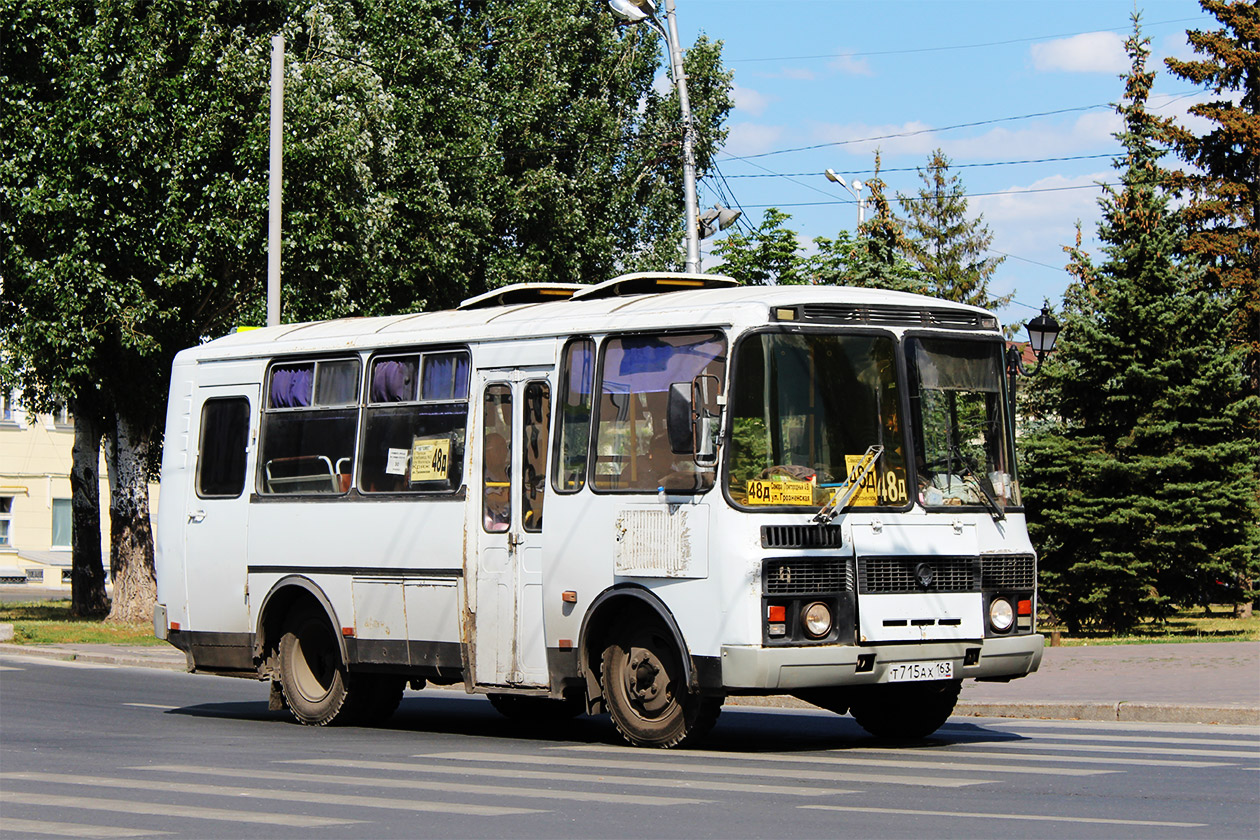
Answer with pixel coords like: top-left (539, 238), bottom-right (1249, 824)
top-left (764, 558), bottom-right (853, 595)
top-left (981, 553), bottom-right (1036, 590)
top-left (859, 556), bottom-right (976, 593)
top-left (760, 525), bottom-right (844, 549)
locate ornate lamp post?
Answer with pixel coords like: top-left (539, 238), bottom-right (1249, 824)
top-left (1006, 302), bottom-right (1062, 431)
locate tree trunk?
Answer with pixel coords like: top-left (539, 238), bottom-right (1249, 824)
top-left (69, 404), bottom-right (108, 617)
top-left (104, 413), bottom-right (156, 624)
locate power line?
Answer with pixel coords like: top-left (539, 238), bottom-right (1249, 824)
top-left (720, 153), bottom-right (1116, 179)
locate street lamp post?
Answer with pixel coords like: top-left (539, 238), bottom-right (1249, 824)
top-left (824, 168), bottom-right (865, 225)
top-left (1006, 301), bottom-right (1062, 436)
top-left (608, 0), bottom-right (701, 273)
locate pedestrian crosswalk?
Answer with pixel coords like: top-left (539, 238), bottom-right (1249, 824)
top-left (1, 713), bottom-right (1256, 839)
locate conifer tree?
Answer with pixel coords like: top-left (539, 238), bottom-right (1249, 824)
top-left (897, 149), bottom-right (1012, 310)
top-left (1164, 1), bottom-right (1259, 396)
top-left (1022, 16), bottom-right (1260, 632)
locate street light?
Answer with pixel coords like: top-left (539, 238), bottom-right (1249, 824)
top-left (698, 204), bottom-right (741, 239)
top-left (824, 168), bottom-right (865, 225)
top-left (1006, 301), bottom-right (1062, 433)
top-left (608, 0), bottom-right (701, 273)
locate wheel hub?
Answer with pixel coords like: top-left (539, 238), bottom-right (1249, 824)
top-left (627, 646), bottom-right (671, 715)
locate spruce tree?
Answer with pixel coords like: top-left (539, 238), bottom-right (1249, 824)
top-left (1022, 16), bottom-right (1260, 632)
top-left (1164, 1), bottom-right (1259, 397)
top-left (897, 149), bottom-right (1012, 310)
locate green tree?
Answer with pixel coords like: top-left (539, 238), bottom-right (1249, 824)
top-left (1022, 16), bottom-right (1260, 632)
top-left (1164, 1), bottom-right (1259, 398)
top-left (813, 152), bottom-right (928, 294)
top-left (897, 149), bottom-right (1012, 310)
top-left (710, 208), bottom-right (808, 285)
top-left (0, 0), bottom-right (733, 621)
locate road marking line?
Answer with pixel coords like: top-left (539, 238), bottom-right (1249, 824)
top-left (415, 751), bottom-right (990, 788)
top-left (0, 771), bottom-right (539, 817)
top-left (828, 747), bottom-right (1228, 768)
top-left (799, 803), bottom-right (1204, 828)
top-left (0, 817), bottom-right (170, 838)
top-left (142, 763), bottom-right (709, 807)
top-left (954, 741), bottom-right (1259, 760)
top-left (122, 703), bottom-right (176, 710)
top-left (0, 790), bottom-right (356, 828)
top-left (283, 757), bottom-right (844, 798)
top-left (947, 730), bottom-right (1260, 749)
top-left (558, 744), bottom-right (1114, 776)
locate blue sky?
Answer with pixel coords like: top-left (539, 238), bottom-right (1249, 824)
top-left (666, 0), bottom-right (1217, 328)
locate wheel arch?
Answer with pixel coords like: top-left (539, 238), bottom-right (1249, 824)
top-left (577, 584), bottom-right (695, 713)
top-left (254, 575), bottom-right (348, 672)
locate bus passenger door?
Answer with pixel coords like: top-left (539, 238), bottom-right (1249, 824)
top-left (185, 384), bottom-right (257, 634)
top-left (472, 370), bottom-right (552, 688)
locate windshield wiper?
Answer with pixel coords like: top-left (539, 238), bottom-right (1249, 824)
top-left (949, 444), bottom-right (1005, 522)
top-left (815, 445), bottom-right (883, 524)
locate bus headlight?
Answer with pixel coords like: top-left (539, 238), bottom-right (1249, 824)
top-left (802, 602), bottom-right (833, 639)
top-left (989, 597), bottom-right (1014, 632)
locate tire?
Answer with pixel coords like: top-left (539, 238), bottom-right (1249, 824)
top-left (487, 692), bottom-right (584, 722)
top-left (601, 625), bottom-right (703, 748)
top-left (352, 675), bottom-right (406, 725)
top-left (792, 688), bottom-right (850, 716)
top-left (277, 608), bottom-right (354, 726)
top-left (848, 679), bottom-right (961, 740)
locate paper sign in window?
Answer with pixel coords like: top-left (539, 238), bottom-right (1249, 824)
top-left (385, 448), bottom-right (409, 476)
top-left (410, 436), bottom-right (452, 483)
top-left (745, 478), bottom-right (814, 505)
top-left (844, 454), bottom-right (879, 505)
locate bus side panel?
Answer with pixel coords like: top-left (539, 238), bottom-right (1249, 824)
top-left (155, 355), bottom-right (197, 635)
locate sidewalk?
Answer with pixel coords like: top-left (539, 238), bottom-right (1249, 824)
top-left (1, 634), bottom-right (1256, 726)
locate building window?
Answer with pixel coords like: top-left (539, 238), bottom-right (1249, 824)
top-left (0, 497), bottom-right (13, 548)
top-left (1, 389), bottom-right (17, 424)
top-left (51, 498), bottom-right (72, 548)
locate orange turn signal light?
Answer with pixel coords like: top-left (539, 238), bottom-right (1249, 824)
top-left (767, 605), bottom-right (786, 623)
top-left (1017, 599), bottom-right (1032, 616)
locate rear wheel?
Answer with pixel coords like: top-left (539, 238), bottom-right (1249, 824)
top-left (848, 679), bottom-right (961, 740)
top-left (277, 608), bottom-right (352, 726)
top-left (601, 625), bottom-right (704, 748)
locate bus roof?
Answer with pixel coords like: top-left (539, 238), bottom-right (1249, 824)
top-left (178, 275), bottom-right (1001, 363)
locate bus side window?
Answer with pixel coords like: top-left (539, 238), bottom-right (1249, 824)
top-left (483, 384), bottom-right (512, 532)
top-left (196, 397), bottom-right (250, 498)
top-left (521, 381), bottom-right (550, 532)
top-left (552, 338), bottom-right (594, 493)
top-left (259, 358), bottom-right (360, 495)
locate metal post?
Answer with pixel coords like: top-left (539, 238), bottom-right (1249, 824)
top-left (267, 34), bottom-right (284, 328)
top-left (662, 0), bottom-right (700, 273)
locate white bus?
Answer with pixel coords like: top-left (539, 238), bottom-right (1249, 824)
top-left (154, 273), bottom-right (1043, 747)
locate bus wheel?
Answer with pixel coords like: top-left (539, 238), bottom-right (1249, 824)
top-left (487, 693), bottom-right (583, 722)
top-left (277, 608), bottom-right (352, 726)
top-left (848, 679), bottom-right (961, 740)
top-left (601, 627), bottom-right (699, 748)
top-left (353, 675), bottom-right (406, 725)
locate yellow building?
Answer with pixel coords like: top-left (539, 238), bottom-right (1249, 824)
top-left (0, 388), bottom-right (159, 587)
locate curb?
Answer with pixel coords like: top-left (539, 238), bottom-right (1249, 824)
top-left (2, 643), bottom-right (1256, 727)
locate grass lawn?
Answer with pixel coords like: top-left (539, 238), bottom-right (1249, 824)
top-left (1044, 606), bottom-right (1260, 645)
top-left (0, 600), bottom-right (164, 646)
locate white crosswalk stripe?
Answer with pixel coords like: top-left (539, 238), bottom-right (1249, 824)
top-left (0, 817), bottom-right (170, 838)
top-left (0, 789), bottom-right (359, 829)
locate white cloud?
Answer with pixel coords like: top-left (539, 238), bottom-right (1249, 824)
top-left (724, 122), bottom-right (785, 157)
top-left (1031, 32), bottom-right (1128, 74)
top-left (808, 110), bottom-right (1122, 161)
top-left (827, 51), bottom-right (873, 77)
top-left (732, 83), bottom-right (772, 117)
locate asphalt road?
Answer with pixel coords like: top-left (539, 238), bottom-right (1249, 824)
top-left (2, 653), bottom-right (1257, 839)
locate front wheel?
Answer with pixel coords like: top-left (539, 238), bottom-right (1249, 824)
top-left (848, 679), bottom-right (961, 740)
top-left (601, 626), bottom-right (705, 748)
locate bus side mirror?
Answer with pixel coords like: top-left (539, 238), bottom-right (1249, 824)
top-left (692, 375), bottom-right (721, 467)
top-left (667, 383), bottom-right (693, 455)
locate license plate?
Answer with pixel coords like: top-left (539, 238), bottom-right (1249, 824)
top-left (885, 660), bottom-right (953, 682)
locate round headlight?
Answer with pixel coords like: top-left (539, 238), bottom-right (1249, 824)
top-left (989, 597), bottom-right (1014, 632)
top-left (802, 602), bottom-right (833, 639)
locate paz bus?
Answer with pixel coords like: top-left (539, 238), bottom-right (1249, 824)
top-left (154, 272), bottom-right (1043, 747)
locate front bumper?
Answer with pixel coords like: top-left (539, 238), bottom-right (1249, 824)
top-left (721, 634), bottom-right (1044, 691)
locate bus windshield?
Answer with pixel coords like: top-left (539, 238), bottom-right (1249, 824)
top-left (727, 332), bottom-right (909, 508)
top-left (906, 336), bottom-right (1019, 512)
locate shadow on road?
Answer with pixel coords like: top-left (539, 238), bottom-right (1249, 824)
top-left (166, 691), bottom-right (1027, 751)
